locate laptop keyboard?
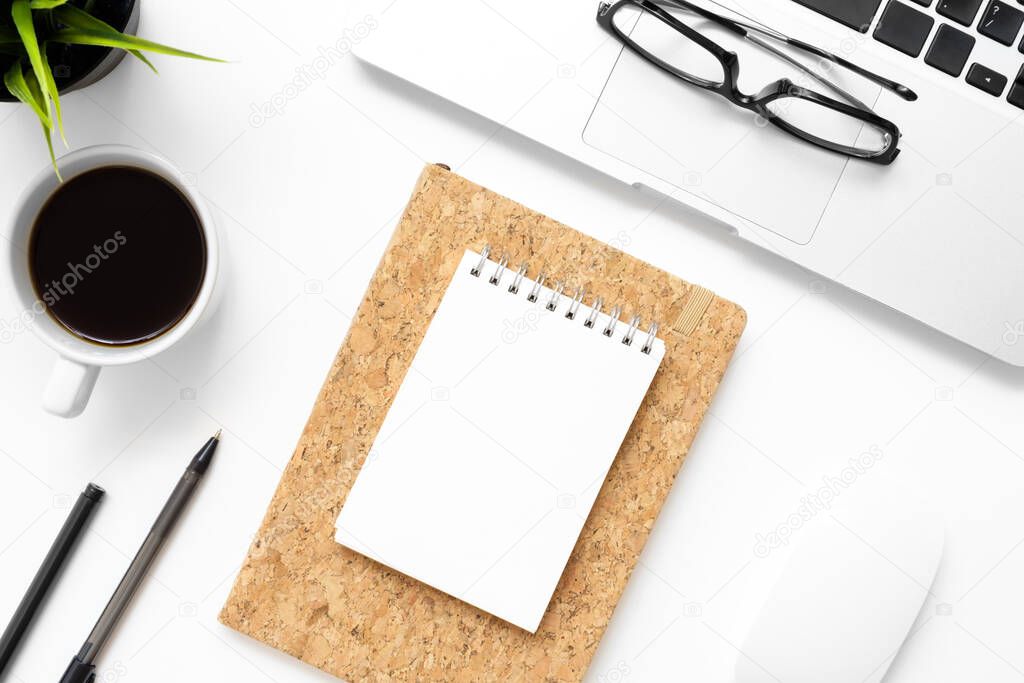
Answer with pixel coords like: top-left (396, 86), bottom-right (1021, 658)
top-left (792, 0), bottom-right (1024, 109)
top-left (790, 0), bottom-right (884, 31)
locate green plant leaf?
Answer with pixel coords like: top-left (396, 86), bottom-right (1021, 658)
top-left (48, 29), bottom-right (224, 62)
top-left (4, 60), bottom-right (49, 127)
top-left (39, 116), bottom-right (59, 179)
top-left (52, 5), bottom-right (157, 73)
top-left (25, 68), bottom-right (60, 179)
top-left (129, 48), bottom-right (156, 72)
top-left (40, 43), bottom-right (64, 144)
top-left (29, 0), bottom-right (68, 8)
top-left (4, 61), bottom-right (59, 178)
top-left (11, 0), bottom-right (52, 118)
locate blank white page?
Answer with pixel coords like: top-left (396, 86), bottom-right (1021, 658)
top-left (335, 249), bottom-right (665, 632)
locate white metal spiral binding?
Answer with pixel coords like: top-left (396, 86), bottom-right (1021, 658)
top-left (565, 287), bottom-right (585, 320)
top-left (602, 306), bottom-right (622, 337)
top-left (584, 297), bottom-right (603, 329)
top-left (526, 271), bottom-right (547, 303)
top-left (489, 253), bottom-right (509, 286)
top-left (470, 245), bottom-right (491, 278)
top-left (621, 315), bottom-right (641, 346)
top-left (546, 282), bottom-right (565, 311)
top-left (471, 246), bottom-right (659, 355)
top-left (509, 264), bottom-right (528, 294)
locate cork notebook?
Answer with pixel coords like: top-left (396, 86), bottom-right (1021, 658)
top-left (220, 164), bottom-right (747, 682)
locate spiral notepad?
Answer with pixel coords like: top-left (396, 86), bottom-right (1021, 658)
top-left (335, 247), bottom-right (666, 633)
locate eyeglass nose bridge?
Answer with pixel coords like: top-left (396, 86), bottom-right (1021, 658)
top-left (751, 77), bottom-right (798, 103)
top-left (741, 78), bottom-right (809, 121)
top-left (723, 78), bottom-right (797, 119)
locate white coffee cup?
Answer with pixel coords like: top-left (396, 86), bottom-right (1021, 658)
top-left (2, 145), bottom-right (219, 418)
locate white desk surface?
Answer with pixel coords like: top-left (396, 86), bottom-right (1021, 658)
top-left (1, 2), bottom-right (1023, 682)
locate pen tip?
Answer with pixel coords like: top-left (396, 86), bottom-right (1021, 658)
top-left (189, 431), bottom-right (220, 474)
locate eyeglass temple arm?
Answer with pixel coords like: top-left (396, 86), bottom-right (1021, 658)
top-left (744, 34), bottom-right (873, 112)
top-left (746, 24), bottom-right (917, 102)
top-left (654, 0), bottom-right (917, 102)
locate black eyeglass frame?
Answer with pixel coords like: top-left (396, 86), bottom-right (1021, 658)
top-left (597, 0), bottom-right (908, 164)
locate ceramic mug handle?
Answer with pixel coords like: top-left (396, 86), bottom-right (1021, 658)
top-left (43, 356), bottom-right (100, 418)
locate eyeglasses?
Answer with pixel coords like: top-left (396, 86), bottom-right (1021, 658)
top-left (596, 0), bottom-right (917, 165)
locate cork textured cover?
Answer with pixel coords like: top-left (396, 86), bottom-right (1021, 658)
top-left (219, 164), bottom-right (747, 682)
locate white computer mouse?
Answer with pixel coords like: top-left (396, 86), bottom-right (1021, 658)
top-left (735, 475), bottom-right (944, 683)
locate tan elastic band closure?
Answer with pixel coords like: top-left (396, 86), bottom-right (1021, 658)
top-left (672, 286), bottom-right (714, 336)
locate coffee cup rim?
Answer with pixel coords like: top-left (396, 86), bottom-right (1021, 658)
top-left (2, 144), bottom-right (219, 366)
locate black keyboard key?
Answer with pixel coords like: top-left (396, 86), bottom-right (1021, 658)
top-left (936, 0), bottom-right (984, 25)
top-left (1009, 66), bottom-right (1024, 108)
top-left (791, 0), bottom-right (884, 32)
top-left (1008, 82), bottom-right (1024, 107)
top-left (925, 24), bottom-right (976, 75)
top-left (978, 1), bottom-right (1024, 44)
top-left (966, 63), bottom-right (1008, 94)
top-left (874, 1), bottom-right (936, 56)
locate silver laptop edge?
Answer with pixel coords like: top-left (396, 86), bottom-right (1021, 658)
top-left (353, 0), bottom-right (1024, 366)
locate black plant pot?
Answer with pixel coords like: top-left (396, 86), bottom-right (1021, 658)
top-left (0, 0), bottom-right (139, 102)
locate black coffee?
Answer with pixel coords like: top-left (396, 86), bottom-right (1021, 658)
top-left (29, 165), bottom-right (207, 346)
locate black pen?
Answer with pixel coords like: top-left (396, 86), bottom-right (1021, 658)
top-left (0, 484), bottom-right (104, 677)
top-left (59, 431), bottom-right (220, 683)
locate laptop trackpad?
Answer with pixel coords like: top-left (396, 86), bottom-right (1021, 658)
top-left (583, 14), bottom-right (882, 245)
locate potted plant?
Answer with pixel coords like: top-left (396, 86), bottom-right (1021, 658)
top-left (0, 0), bottom-right (220, 177)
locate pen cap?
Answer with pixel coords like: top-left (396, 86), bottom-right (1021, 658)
top-left (83, 483), bottom-right (105, 503)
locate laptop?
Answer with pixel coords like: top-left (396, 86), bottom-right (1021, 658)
top-left (353, 0), bottom-right (1024, 366)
